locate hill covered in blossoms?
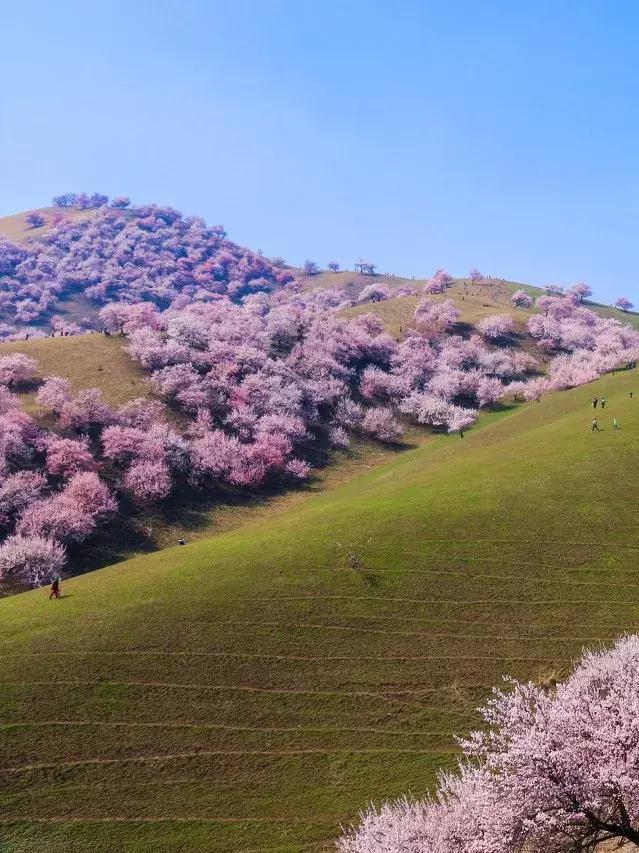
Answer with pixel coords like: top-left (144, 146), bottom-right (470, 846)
top-left (0, 194), bottom-right (294, 335)
top-left (0, 194), bottom-right (638, 593)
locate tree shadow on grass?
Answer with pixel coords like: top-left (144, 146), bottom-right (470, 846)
top-left (67, 433), bottom-right (423, 576)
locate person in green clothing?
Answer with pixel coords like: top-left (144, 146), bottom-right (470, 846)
top-left (613, 418), bottom-right (620, 430)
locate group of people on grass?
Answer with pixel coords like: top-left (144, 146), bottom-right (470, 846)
top-left (591, 393), bottom-right (631, 432)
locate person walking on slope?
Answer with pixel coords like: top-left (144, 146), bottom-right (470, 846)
top-left (49, 575), bottom-right (61, 600)
top-left (601, 397), bottom-right (607, 409)
top-left (592, 418), bottom-right (601, 432)
top-left (592, 397), bottom-right (598, 408)
top-left (613, 418), bottom-right (621, 430)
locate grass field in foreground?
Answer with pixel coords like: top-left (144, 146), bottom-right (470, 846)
top-left (0, 369), bottom-right (638, 851)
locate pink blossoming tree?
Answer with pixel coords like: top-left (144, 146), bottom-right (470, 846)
top-left (477, 314), bottom-right (515, 340)
top-left (0, 535), bottom-right (66, 587)
top-left (511, 289), bottom-right (533, 309)
top-left (615, 296), bottom-right (634, 312)
top-left (339, 634), bottom-right (639, 853)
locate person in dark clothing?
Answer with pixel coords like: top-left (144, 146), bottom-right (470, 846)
top-left (601, 398), bottom-right (607, 409)
top-left (178, 538), bottom-right (186, 546)
top-left (592, 397), bottom-right (598, 408)
top-left (49, 576), bottom-right (61, 600)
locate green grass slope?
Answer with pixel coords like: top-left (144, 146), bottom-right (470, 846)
top-left (0, 369), bottom-right (638, 852)
top-left (340, 278), bottom-right (535, 339)
top-left (0, 335), bottom-right (149, 411)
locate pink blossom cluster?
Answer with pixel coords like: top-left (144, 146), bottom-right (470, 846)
top-left (357, 283), bottom-right (393, 304)
top-left (526, 295), bottom-right (639, 392)
top-left (476, 313), bottom-right (515, 340)
top-left (339, 634), bottom-right (639, 853)
top-left (121, 294), bottom-right (539, 453)
top-left (0, 384), bottom-right (119, 587)
top-left (511, 289), bottom-right (533, 309)
top-left (0, 353), bottom-right (38, 387)
top-left (0, 375), bottom-right (169, 586)
top-left (424, 268), bottom-right (453, 294)
top-left (616, 296), bottom-right (634, 312)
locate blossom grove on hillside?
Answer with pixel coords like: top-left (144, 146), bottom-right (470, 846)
top-left (339, 634), bottom-right (639, 853)
top-left (0, 196), bottom-right (638, 588)
top-left (0, 195), bottom-right (293, 333)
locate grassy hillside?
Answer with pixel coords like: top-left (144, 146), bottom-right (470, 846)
top-left (0, 368), bottom-right (637, 852)
top-left (340, 278), bottom-right (535, 339)
top-left (0, 207), bottom-right (95, 244)
top-left (300, 269), bottom-right (639, 333)
top-left (0, 334), bottom-right (148, 411)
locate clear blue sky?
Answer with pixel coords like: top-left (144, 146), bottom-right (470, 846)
top-left (2, 0), bottom-right (638, 302)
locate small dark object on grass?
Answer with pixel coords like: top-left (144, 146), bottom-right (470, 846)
top-left (178, 538), bottom-right (186, 546)
top-left (49, 576), bottom-right (61, 600)
top-left (348, 552), bottom-right (362, 571)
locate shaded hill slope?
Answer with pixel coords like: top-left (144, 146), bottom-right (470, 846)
top-left (0, 368), bottom-right (637, 852)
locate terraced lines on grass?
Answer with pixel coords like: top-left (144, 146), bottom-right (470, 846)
top-left (0, 370), bottom-right (638, 851)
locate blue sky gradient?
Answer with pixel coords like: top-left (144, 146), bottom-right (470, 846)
top-left (2, 0), bottom-right (638, 301)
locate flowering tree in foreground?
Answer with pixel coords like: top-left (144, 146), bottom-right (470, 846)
top-left (123, 459), bottom-right (172, 504)
top-left (510, 289), bottom-right (533, 309)
top-left (414, 299), bottom-right (460, 335)
top-left (615, 296), bottom-right (634, 313)
top-left (339, 634), bottom-right (639, 853)
top-left (0, 535), bottom-right (66, 587)
top-left (0, 354), bottom-right (38, 388)
top-left (43, 436), bottom-right (97, 478)
top-left (361, 407), bottom-right (403, 443)
top-left (477, 314), bottom-right (515, 340)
